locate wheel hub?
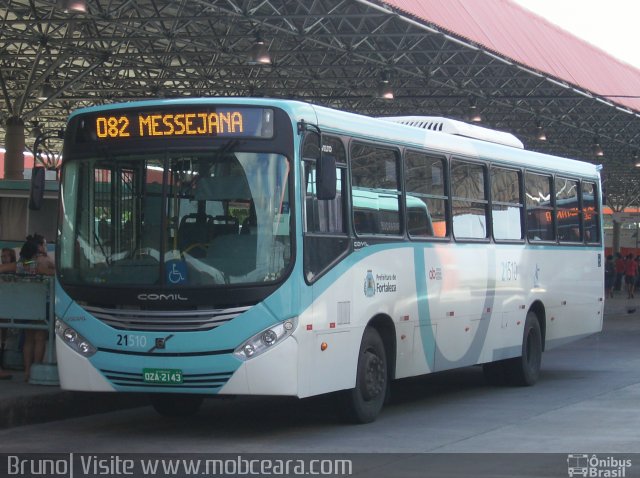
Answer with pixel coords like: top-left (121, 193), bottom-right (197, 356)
top-left (362, 350), bottom-right (385, 401)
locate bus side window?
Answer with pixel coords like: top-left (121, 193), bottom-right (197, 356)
top-left (302, 133), bottom-right (349, 282)
top-left (556, 177), bottom-right (581, 243)
top-left (404, 151), bottom-right (448, 238)
top-left (302, 133), bottom-right (346, 235)
top-left (354, 209), bottom-right (376, 234)
top-left (491, 167), bottom-right (523, 241)
top-left (525, 172), bottom-right (554, 241)
top-left (582, 181), bottom-right (600, 244)
top-left (304, 161), bottom-right (345, 234)
top-left (451, 160), bottom-right (488, 239)
top-left (351, 143), bottom-right (402, 236)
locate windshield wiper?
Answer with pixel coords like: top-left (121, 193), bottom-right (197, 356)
top-left (93, 231), bottom-right (111, 266)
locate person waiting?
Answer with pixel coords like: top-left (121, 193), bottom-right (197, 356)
top-left (0, 240), bottom-right (54, 381)
top-left (28, 233), bottom-right (55, 270)
top-left (625, 253), bottom-right (638, 299)
top-left (604, 254), bottom-right (615, 299)
top-left (0, 238), bottom-right (54, 275)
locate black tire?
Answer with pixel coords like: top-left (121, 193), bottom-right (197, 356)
top-left (151, 394), bottom-right (204, 417)
top-left (505, 311), bottom-right (542, 386)
top-left (482, 360), bottom-right (508, 386)
top-left (343, 327), bottom-right (388, 424)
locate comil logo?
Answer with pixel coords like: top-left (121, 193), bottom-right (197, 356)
top-left (138, 293), bottom-right (188, 301)
top-left (567, 454), bottom-right (632, 477)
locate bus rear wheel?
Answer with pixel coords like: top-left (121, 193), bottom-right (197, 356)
top-left (505, 311), bottom-right (542, 386)
top-left (344, 327), bottom-right (388, 424)
top-left (151, 394), bottom-right (204, 417)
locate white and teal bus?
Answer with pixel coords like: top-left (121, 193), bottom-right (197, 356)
top-left (55, 99), bottom-right (603, 423)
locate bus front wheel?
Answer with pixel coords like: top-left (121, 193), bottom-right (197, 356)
top-left (151, 394), bottom-right (204, 417)
top-left (343, 327), bottom-right (388, 424)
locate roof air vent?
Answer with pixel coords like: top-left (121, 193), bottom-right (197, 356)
top-left (382, 116), bottom-right (524, 149)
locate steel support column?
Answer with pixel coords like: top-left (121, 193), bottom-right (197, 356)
top-left (4, 117), bottom-right (25, 180)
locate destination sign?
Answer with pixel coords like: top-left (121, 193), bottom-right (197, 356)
top-left (77, 107), bottom-right (274, 141)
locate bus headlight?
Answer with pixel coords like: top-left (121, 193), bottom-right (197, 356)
top-left (55, 319), bottom-right (97, 357)
top-left (234, 317), bottom-right (298, 361)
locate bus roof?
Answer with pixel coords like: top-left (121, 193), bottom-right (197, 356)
top-left (306, 102), bottom-right (599, 180)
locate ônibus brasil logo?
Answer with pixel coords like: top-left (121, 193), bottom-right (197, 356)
top-left (567, 454), bottom-right (632, 477)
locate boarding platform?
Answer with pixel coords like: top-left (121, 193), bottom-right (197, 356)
top-left (0, 274), bottom-right (57, 385)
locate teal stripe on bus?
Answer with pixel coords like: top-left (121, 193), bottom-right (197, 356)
top-left (414, 246), bottom-right (436, 369)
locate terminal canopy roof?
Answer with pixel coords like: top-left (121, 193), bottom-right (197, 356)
top-left (1, 0), bottom-right (640, 207)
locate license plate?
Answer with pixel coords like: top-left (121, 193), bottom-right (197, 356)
top-left (143, 368), bottom-right (183, 385)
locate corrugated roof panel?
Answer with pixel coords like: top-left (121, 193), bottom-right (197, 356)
top-left (383, 0), bottom-right (640, 112)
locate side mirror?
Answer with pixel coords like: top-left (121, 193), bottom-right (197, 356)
top-left (29, 166), bottom-right (46, 211)
top-left (316, 152), bottom-right (336, 200)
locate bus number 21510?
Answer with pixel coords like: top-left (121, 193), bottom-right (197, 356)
top-left (116, 334), bottom-right (148, 348)
top-left (501, 261), bottom-right (519, 281)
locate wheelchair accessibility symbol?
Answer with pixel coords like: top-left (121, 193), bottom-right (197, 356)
top-left (166, 260), bottom-right (187, 284)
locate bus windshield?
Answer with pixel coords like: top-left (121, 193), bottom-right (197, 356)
top-left (58, 149), bottom-right (291, 288)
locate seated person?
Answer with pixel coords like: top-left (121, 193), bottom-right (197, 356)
top-left (0, 239), bottom-right (54, 275)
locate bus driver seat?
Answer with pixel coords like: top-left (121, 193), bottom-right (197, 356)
top-left (241, 202), bottom-right (257, 235)
top-left (178, 213), bottom-right (213, 256)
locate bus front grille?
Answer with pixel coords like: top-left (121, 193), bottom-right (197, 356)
top-left (82, 305), bottom-right (251, 331)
